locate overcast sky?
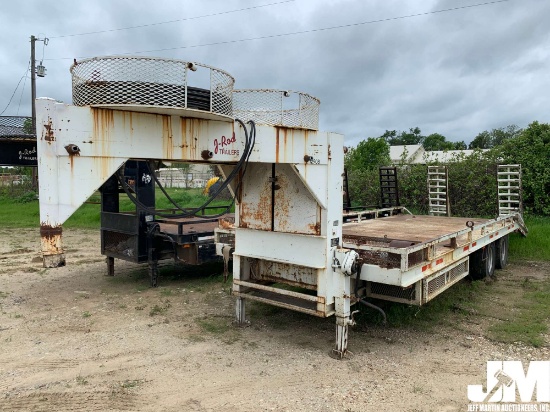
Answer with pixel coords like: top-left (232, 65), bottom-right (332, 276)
top-left (0, 0), bottom-right (548, 146)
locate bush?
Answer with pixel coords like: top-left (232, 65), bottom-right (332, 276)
top-left (347, 151), bottom-right (503, 217)
top-left (14, 190), bottom-right (38, 204)
top-left (494, 121), bottom-right (550, 215)
top-left (346, 121), bottom-right (550, 217)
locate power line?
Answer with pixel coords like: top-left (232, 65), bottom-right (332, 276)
top-left (49, 0), bottom-right (295, 39)
top-left (17, 62), bottom-right (31, 115)
top-left (44, 0), bottom-right (511, 61)
top-left (0, 67), bottom-right (29, 116)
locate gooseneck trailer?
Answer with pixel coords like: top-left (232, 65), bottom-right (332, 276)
top-left (36, 56), bottom-right (526, 357)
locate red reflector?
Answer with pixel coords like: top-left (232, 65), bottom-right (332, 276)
top-left (496, 232), bottom-right (499, 236)
top-left (463, 246), bottom-right (469, 251)
top-left (490, 234), bottom-right (494, 239)
top-left (422, 265), bottom-right (429, 272)
top-left (472, 242), bottom-right (477, 247)
top-left (436, 258), bottom-right (443, 265)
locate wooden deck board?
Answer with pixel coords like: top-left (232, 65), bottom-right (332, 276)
top-left (342, 214), bottom-right (488, 244)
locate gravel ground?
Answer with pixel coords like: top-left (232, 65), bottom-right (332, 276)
top-left (0, 228), bottom-right (548, 411)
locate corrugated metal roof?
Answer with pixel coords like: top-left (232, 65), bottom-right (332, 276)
top-left (0, 116), bottom-right (36, 140)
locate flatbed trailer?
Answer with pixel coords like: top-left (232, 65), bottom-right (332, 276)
top-left (35, 56), bottom-right (527, 358)
top-left (99, 160), bottom-right (232, 286)
top-left (343, 212), bottom-right (524, 305)
top-left (216, 209), bottom-right (525, 309)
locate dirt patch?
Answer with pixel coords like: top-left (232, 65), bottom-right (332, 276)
top-left (0, 228), bottom-right (548, 411)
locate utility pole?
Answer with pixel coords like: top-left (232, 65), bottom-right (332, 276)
top-left (30, 35), bottom-right (48, 131)
top-left (30, 35), bottom-right (47, 189)
top-left (30, 35), bottom-right (36, 131)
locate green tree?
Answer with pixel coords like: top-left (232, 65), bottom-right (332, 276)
top-left (422, 133), bottom-right (454, 151)
top-left (345, 138), bottom-right (391, 207)
top-left (494, 121), bottom-right (550, 215)
top-left (469, 125), bottom-right (522, 149)
top-left (22, 118), bottom-right (34, 135)
top-left (469, 130), bottom-right (491, 149)
top-left (399, 127), bottom-right (423, 145)
top-left (453, 141), bottom-right (467, 150)
top-left (345, 137), bottom-right (390, 172)
top-left (381, 127), bottom-right (423, 146)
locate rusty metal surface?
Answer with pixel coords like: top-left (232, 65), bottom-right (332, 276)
top-left (233, 279), bottom-right (327, 317)
top-left (42, 118), bottom-right (54, 142)
top-left (355, 249), bottom-right (401, 269)
top-left (239, 163), bottom-right (273, 230)
top-left (273, 164), bottom-right (321, 235)
top-left (40, 224), bottom-right (65, 267)
top-left (238, 163), bottom-right (323, 235)
top-left (248, 258), bottom-right (318, 290)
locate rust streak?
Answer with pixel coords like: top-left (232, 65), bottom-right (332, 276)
top-left (40, 224), bottom-right (63, 252)
top-left (308, 222), bottom-right (321, 236)
top-left (162, 115), bottom-right (173, 159)
top-left (40, 224), bottom-right (62, 238)
top-left (275, 128), bottom-right (280, 163)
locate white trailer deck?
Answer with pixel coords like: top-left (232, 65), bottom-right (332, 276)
top-left (342, 213), bottom-right (525, 305)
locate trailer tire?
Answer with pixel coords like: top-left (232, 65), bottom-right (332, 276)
top-left (495, 235), bottom-right (509, 270)
top-left (470, 242), bottom-right (496, 279)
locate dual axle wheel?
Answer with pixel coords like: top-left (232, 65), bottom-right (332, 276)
top-left (470, 235), bottom-right (509, 279)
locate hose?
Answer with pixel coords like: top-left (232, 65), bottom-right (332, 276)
top-left (358, 298), bottom-right (387, 326)
top-left (117, 119), bottom-right (256, 219)
top-left (354, 269), bottom-right (387, 326)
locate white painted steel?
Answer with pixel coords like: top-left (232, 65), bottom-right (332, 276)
top-left (37, 94), bottom-right (348, 342)
top-left (357, 218), bottom-right (520, 288)
top-left (428, 165), bottom-right (450, 216)
top-left (233, 227), bottom-right (327, 268)
top-left (422, 257), bottom-right (469, 303)
top-left (498, 164), bottom-right (522, 217)
top-left (36, 99), bottom-right (333, 228)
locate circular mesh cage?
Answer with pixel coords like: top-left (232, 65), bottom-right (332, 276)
top-left (70, 56), bottom-right (234, 117)
top-left (233, 90), bottom-right (320, 130)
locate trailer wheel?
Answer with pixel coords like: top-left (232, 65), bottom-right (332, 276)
top-left (470, 242), bottom-right (496, 279)
top-left (495, 235), bottom-right (509, 270)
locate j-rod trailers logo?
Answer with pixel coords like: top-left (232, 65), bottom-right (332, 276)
top-left (467, 361), bottom-right (550, 411)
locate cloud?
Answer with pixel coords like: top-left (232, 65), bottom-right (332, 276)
top-left (1, 0), bottom-right (548, 146)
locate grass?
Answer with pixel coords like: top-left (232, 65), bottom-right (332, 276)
top-left (195, 316), bottom-right (241, 344)
top-left (121, 379), bottom-right (142, 389)
top-left (487, 278), bottom-right (550, 347)
top-left (356, 279), bottom-right (486, 329)
top-left (196, 317), bottom-right (230, 334)
top-left (509, 215), bottom-right (550, 261)
top-left (0, 187), bottom-right (232, 229)
top-left (358, 270), bottom-right (550, 347)
top-left (76, 375), bottom-right (88, 385)
top-left (149, 300), bottom-right (171, 316)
